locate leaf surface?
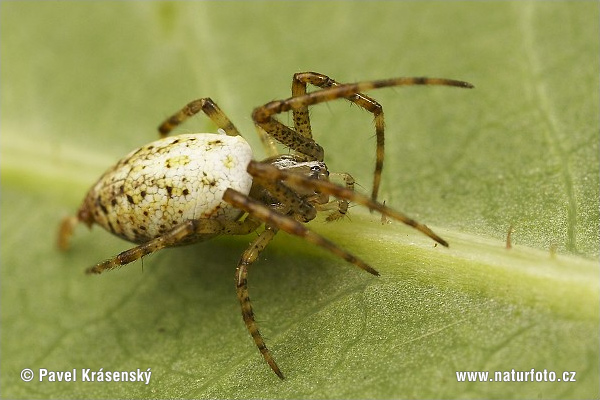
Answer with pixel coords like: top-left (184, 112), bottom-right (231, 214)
top-left (1, 2), bottom-right (598, 399)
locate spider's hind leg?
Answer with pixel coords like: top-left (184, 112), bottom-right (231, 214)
top-left (85, 218), bottom-right (261, 275)
top-left (158, 98), bottom-right (241, 138)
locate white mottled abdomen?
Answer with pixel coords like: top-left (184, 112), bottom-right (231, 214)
top-left (81, 133), bottom-right (253, 243)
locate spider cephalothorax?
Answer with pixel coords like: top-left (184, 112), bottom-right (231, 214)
top-left (58, 71), bottom-right (473, 379)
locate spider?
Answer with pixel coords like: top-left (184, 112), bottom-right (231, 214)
top-left (58, 71), bottom-right (473, 379)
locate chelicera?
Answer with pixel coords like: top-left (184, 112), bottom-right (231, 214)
top-left (58, 71), bottom-right (473, 379)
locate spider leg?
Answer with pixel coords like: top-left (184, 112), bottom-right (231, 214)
top-left (247, 160), bottom-right (449, 247)
top-left (291, 72), bottom-right (385, 201)
top-left (255, 77), bottom-right (473, 122)
top-left (85, 217), bottom-right (261, 274)
top-left (224, 186), bottom-right (380, 380)
top-left (252, 75), bottom-right (473, 189)
top-left (158, 98), bottom-right (241, 137)
top-left (223, 189), bottom-right (379, 276)
top-left (250, 171), bottom-right (318, 223)
top-left (234, 226), bottom-right (284, 379)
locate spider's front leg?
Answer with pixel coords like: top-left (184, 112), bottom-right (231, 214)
top-left (256, 72), bottom-right (473, 203)
top-left (247, 161), bottom-right (449, 247)
top-left (291, 72), bottom-right (385, 201)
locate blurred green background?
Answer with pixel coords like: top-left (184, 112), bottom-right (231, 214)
top-left (1, 1), bottom-right (598, 399)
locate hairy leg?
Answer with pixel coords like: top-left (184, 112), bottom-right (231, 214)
top-left (253, 74), bottom-right (473, 200)
top-left (158, 97), bottom-right (241, 137)
top-left (224, 188), bottom-right (379, 276)
top-left (86, 217), bottom-right (261, 274)
top-left (247, 160), bottom-right (449, 247)
top-left (234, 226), bottom-right (284, 378)
top-left (291, 72), bottom-right (385, 200)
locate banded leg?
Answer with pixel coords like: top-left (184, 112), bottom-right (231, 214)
top-left (252, 76), bottom-right (474, 196)
top-left (224, 188), bottom-right (379, 276)
top-left (86, 217), bottom-right (261, 275)
top-left (234, 226), bottom-right (283, 378)
top-left (158, 98), bottom-right (240, 137)
top-left (247, 160), bottom-right (449, 247)
top-left (251, 170), bottom-right (317, 223)
top-left (291, 72), bottom-right (385, 201)
top-left (252, 113), bottom-right (325, 162)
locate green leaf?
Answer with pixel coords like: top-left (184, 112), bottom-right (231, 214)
top-left (1, 1), bottom-right (598, 399)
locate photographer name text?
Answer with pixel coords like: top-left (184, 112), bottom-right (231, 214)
top-left (21, 368), bottom-right (152, 384)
